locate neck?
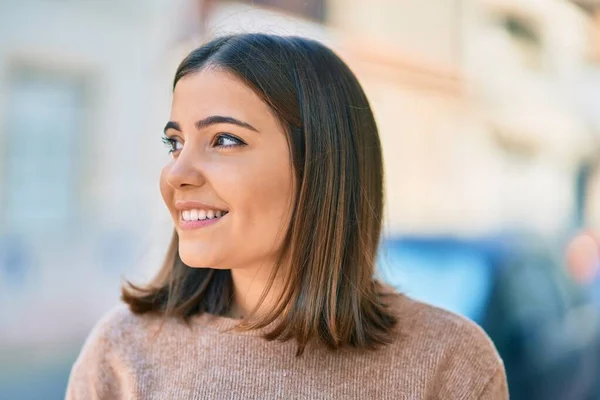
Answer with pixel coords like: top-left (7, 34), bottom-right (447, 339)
top-left (229, 261), bottom-right (284, 320)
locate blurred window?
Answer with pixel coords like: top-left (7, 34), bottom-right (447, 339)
top-left (2, 67), bottom-right (85, 232)
top-left (496, 14), bottom-right (543, 71)
top-left (502, 15), bottom-right (540, 45)
top-left (0, 235), bottom-right (29, 287)
top-left (244, 0), bottom-right (326, 22)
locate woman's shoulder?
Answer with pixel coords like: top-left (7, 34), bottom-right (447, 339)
top-left (384, 292), bottom-right (507, 397)
top-left (389, 292), bottom-right (499, 354)
top-left (83, 303), bottom-right (159, 345)
top-left (66, 304), bottom-right (157, 399)
top-left (388, 292), bottom-right (496, 340)
top-left (71, 303), bottom-right (173, 371)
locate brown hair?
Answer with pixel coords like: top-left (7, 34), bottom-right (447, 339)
top-left (122, 33), bottom-right (397, 355)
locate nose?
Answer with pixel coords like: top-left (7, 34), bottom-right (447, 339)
top-left (164, 149), bottom-right (207, 190)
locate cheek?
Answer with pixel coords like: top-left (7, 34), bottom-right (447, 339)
top-left (238, 160), bottom-right (294, 238)
top-left (215, 164), bottom-right (293, 218)
top-left (212, 155), bottom-right (295, 248)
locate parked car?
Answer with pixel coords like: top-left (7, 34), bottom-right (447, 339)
top-left (378, 235), bottom-right (600, 400)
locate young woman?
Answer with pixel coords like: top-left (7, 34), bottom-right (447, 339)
top-left (66, 34), bottom-right (508, 399)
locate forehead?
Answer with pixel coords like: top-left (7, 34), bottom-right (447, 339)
top-left (171, 68), bottom-right (272, 124)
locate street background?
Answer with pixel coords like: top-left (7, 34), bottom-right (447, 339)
top-left (1, 0), bottom-right (600, 399)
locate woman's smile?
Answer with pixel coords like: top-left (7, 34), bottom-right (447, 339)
top-left (175, 200), bottom-right (230, 231)
top-left (179, 209), bottom-right (229, 230)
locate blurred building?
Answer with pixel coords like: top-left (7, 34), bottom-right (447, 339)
top-left (334, 0), bottom-right (599, 237)
top-left (0, 0), bottom-right (186, 347)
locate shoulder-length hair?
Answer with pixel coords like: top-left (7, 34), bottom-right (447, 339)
top-left (122, 33), bottom-right (397, 355)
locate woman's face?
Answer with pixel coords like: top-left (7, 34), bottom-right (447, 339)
top-left (161, 68), bottom-right (295, 270)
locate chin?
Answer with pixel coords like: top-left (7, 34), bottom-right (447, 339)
top-left (178, 242), bottom-right (224, 269)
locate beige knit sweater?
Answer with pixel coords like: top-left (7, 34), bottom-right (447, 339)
top-left (66, 293), bottom-right (508, 399)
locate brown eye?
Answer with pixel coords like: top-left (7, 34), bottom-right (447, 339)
top-left (162, 136), bottom-right (183, 154)
top-left (213, 134), bottom-right (246, 148)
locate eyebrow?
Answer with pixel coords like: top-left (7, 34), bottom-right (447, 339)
top-left (163, 115), bottom-right (259, 134)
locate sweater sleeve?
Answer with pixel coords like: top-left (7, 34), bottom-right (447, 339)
top-left (65, 307), bottom-right (125, 400)
top-left (478, 367), bottom-right (509, 400)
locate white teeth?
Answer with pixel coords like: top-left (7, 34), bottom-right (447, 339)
top-left (181, 208), bottom-right (227, 222)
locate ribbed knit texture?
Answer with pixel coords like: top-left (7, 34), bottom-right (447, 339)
top-left (66, 293), bottom-right (508, 399)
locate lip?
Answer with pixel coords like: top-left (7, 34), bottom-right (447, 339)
top-left (179, 214), bottom-right (227, 231)
top-left (174, 200), bottom-right (229, 212)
